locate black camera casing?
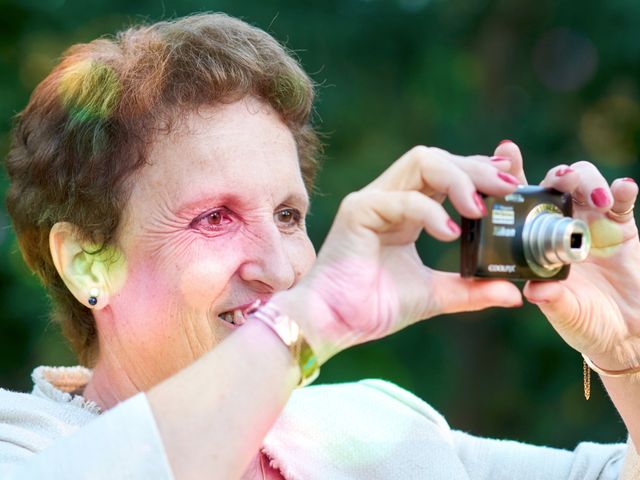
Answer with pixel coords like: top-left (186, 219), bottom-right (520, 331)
top-left (460, 186), bottom-right (573, 281)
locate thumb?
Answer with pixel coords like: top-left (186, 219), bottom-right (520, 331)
top-left (523, 280), bottom-right (580, 327)
top-left (432, 272), bottom-right (523, 315)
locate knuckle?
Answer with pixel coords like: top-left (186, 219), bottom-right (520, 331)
top-left (339, 191), bottom-right (365, 214)
top-left (408, 145), bottom-right (431, 157)
top-left (404, 190), bottom-right (424, 207)
top-left (408, 145), bottom-right (443, 166)
top-left (571, 160), bottom-right (595, 170)
top-left (339, 190), bottom-right (385, 217)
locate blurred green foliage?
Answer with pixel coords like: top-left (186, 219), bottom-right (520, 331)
top-left (1, 0), bottom-right (638, 450)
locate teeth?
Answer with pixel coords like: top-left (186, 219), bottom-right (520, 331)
top-left (219, 310), bottom-right (246, 326)
top-left (233, 309), bottom-right (246, 326)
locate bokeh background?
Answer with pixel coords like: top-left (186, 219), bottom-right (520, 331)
top-left (1, 0), bottom-right (639, 450)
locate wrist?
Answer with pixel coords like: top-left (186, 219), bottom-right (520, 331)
top-left (587, 343), bottom-right (640, 371)
top-left (245, 298), bottom-right (320, 388)
top-left (268, 286), bottom-right (344, 366)
top-left (584, 349), bottom-right (640, 381)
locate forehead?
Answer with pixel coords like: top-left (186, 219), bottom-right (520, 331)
top-left (129, 98), bottom-right (305, 211)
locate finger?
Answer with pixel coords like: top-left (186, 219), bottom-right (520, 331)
top-left (494, 140), bottom-right (527, 185)
top-left (343, 190), bottom-right (462, 243)
top-left (523, 280), bottom-right (573, 309)
top-left (569, 161), bottom-right (613, 211)
top-left (523, 280), bottom-right (579, 328)
top-left (539, 164), bottom-right (581, 192)
top-left (524, 280), bottom-right (627, 356)
top-left (367, 146), bottom-right (519, 219)
top-left (608, 177), bottom-right (638, 223)
top-left (447, 153), bottom-right (520, 195)
top-left (431, 271), bottom-right (523, 313)
top-left (486, 155), bottom-right (514, 173)
top-left (427, 154), bottom-right (515, 205)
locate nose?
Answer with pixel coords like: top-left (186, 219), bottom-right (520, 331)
top-left (237, 223), bottom-right (296, 293)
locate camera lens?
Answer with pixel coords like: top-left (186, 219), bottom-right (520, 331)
top-left (522, 211), bottom-right (591, 278)
top-left (570, 233), bottom-right (582, 249)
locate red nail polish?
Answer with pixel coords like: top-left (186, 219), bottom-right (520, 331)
top-left (499, 139), bottom-right (513, 145)
top-left (590, 188), bottom-right (610, 208)
top-left (497, 171), bottom-right (519, 185)
top-left (623, 177), bottom-right (636, 183)
top-left (490, 156), bottom-right (509, 162)
top-left (447, 218), bottom-right (461, 235)
top-left (473, 192), bottom-right (487, 215)
top-left (555, 167), bottom-right (574, 177)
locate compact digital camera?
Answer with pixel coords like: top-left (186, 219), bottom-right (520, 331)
top-left (460, 186), bottom-right (591, 281)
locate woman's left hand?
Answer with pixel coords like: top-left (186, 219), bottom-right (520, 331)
top-left (500, 142), bottom-right (640, 370)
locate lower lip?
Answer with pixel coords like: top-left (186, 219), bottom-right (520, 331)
top-left (218, 317), bottom-right (240, 330)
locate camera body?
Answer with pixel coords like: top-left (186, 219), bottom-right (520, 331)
top-left (460, 186), bottom-right (591, 281)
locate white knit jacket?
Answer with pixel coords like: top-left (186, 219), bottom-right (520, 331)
top-left (0, 366), bottom-right (637, 479)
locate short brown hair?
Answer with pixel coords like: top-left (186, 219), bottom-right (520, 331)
top-left (5, 13), bottom-right (320, 366)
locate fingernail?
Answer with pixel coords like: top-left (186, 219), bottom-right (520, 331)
top-left (499, 139), bottom-right (513, 145)
top-left (447, 218), bottom-right (461, 235)
top-left (555, 167), bottom-right (574, 177)
top-left (473, 192), bottom-right (487, 216)
top-left (497, 171), bottom-right (519, 185)
top-left (590, 187), bottom-right (610, 208)
top-left (490, 156), bottom-right (510, 162)
top-left (529, 298), bottom-right (548, 305)
top-left (623, 177), bottom-right (636, 183)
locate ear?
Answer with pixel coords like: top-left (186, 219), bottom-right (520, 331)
top-left (49, 222), bottom-right (112, 310)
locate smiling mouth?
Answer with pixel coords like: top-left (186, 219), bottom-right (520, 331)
top-left (218, 309), bottom-right (247, 326)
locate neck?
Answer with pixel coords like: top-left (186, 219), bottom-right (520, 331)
top-left (83, 352), bottom-right (140, 411)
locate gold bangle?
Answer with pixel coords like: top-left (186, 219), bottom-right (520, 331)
top-left (582, 354), bottom-right (640, 400)
top-left (582, 353), bottom-right (640, 377)
top-left (245, 300), bottom-right (320, 388)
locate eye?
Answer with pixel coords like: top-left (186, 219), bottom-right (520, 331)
top-left (191, 208), bottom-right (234, 233)
top-left (275, 208), bottom-right (303, 228)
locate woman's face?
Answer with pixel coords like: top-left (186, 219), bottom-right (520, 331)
top-left (100, 97), bottom-right (316, 387)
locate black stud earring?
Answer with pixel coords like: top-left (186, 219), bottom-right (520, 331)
top-left (88, 288), bottom-right (99, 307)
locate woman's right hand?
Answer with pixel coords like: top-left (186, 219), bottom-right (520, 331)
top-left (273, 145), bottom-right (525, 364)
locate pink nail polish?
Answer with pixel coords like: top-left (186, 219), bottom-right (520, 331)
top-left (497, 171), bottom-right (519, 185)
top-left (590, 188), bottom-right (610, 208)
top-left (447, 218), bottom-right (461, 235)
top-left (622, 177), bottom-right (636, 183)
top-left (490, 156), bottom-right (509, 162)
top-left (473, 192), bottom-right (487, 216)
top-left (555, 167), bottom-right (574, 177)
top-left (499, 139), bottom-right (513, 145)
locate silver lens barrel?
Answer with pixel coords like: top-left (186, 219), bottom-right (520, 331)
top-left (522, 212), bottom-right (591, 278)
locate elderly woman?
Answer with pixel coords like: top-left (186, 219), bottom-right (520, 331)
top-left (1, 12), bottom-right (639, 480)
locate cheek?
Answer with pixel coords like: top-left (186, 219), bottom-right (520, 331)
top-left (107, 253), bottom-right (237, 360)
top-left (179, 259), bottom-right (234, 309)
top-left (122, 244), bottom-right (240, 315)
